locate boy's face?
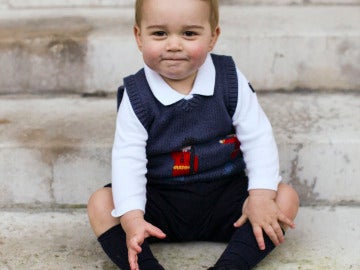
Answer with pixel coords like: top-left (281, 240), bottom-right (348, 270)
top-left (134, 0), bottom-right (220, 91)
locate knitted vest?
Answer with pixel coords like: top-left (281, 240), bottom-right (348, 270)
top-left (122, 54), bottom-right (245, 183)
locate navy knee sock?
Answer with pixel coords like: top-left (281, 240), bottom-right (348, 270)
top-left (98, 224), bottom-right (164, 270)
top-left (214, 221), bottom-right (276, 270)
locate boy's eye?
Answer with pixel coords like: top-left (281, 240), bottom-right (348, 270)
top-left (152, 31), bottom-right (167, 36)
top-left (183, 31), bottom-right (197, 37)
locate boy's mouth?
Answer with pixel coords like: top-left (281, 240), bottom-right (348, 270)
top-left (163, 58), bottom-right (184, 61)
top-left (161, 55), bottom-right (188, 61)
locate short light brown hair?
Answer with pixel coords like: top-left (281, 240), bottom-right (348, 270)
top-left (135, 0), bottom-right (219, 32)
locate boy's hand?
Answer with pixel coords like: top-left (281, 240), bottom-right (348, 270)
top-left (234, 189), bottom-right (295, 250)
top-left (120, 210), bottom-right (166, 270)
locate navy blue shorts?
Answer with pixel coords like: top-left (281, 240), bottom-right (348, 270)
top-left (105, 173), bottom-right (248, 243)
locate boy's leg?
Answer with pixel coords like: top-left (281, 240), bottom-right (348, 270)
top-left (87, 187), bottom-right (164, 270)
top-left (212, 221), bottom-right (275, 270)
top-left (211, 183), bottom-right (299, 270)
top-left (87, 187), bottom-right (118, 237)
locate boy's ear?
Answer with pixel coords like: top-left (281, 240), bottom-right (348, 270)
top-left (209, 26), bottom-right (221, 51)
top-left (133, 25), bottom-right (143, 51)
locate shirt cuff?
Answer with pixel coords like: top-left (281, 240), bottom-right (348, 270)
top-left (111, 197), bottom-right (146, 218)
top-left (247, 175), bottom-right (282, 191)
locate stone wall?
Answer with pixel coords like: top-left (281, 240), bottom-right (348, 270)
top-left (0, 0), bottom-right (359, 9)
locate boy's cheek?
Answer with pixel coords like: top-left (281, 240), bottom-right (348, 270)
top-left (140, 46), bottom-right (158, 61)
top-left (188, 47), bottom-right (210, 63)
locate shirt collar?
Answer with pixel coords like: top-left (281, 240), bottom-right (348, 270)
top-left (144, 54), bottom-right (215, 106)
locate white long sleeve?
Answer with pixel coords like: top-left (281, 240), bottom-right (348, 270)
top-left (232, 69), bottom-right (281, 190)
top-left (111, 90), bottom-right (148, 217)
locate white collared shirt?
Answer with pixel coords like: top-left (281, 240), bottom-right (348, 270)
top-left (111, 54), bottom-right (281, 217)
top-left (145, 53), bottom-right (216, 105)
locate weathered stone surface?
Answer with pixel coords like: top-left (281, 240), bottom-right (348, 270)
top-left (1, 0), bottom-right (359, 9)
top-left (0, 96), bottom-right (115, 206)
top-left (0, 206), bottom-right (359, 269)
top-left (0, 6), bottom-right (359, 94)
top-left (0, 92), bottom-right (359, 207)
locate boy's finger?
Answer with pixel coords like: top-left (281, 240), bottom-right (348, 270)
top-left (233, 214), bottom-right (247, 227)
top-left (128, 249), bottom-right (139, 270)
top-left (263, 224), bottom-right (280, 247)
top-left (278, 212), bottom-right (295, 228)
top-left (128, 237), bottom-right (142, 253)
top-left (273, 222), bottom-right (285, 243)
top-left (147, 224), bottom-right (166, 239)
top-left (252, 225), bottom-right (265, 250)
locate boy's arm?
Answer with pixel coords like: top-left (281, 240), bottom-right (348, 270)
top-left (120, 210), bottom-right (166, 270)
top-left (111, 90), bottom-right (148, 218)
top-left (112, 91), bottom-right (166, 269)
top-left (232, 69), bottom-right (294, 249)
top-left (232, 69), bottom-right (280, 191)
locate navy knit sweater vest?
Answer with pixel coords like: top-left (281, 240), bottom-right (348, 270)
top-left (123, 54), bottom-right (245, 183)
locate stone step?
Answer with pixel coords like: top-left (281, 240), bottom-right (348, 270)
top-left (0, 91), bottom-right (359, 207)
top-left (1, 0), bottom-right (359, 9)
top-left (0, 5), bottom-right (359, 95)
top-left (1, 206), bottom-right (359, 269)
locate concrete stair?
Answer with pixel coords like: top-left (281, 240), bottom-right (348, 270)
top-left (0, 92), bottom-right (359, 207)
top-left (0, 2), bottom-right (360, 269)
top-left (1, 207), bottom-right (359, 270)
top-left (0, 5), bottom-right (359, 95)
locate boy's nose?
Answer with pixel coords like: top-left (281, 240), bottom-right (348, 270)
top-left (166, 35), bottom-right (182, 51)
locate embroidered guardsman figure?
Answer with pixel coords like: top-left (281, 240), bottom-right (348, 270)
top-left (220, 135), bottom-right (241, 159)
top-left (171, 146), bottom-right (199, 176)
